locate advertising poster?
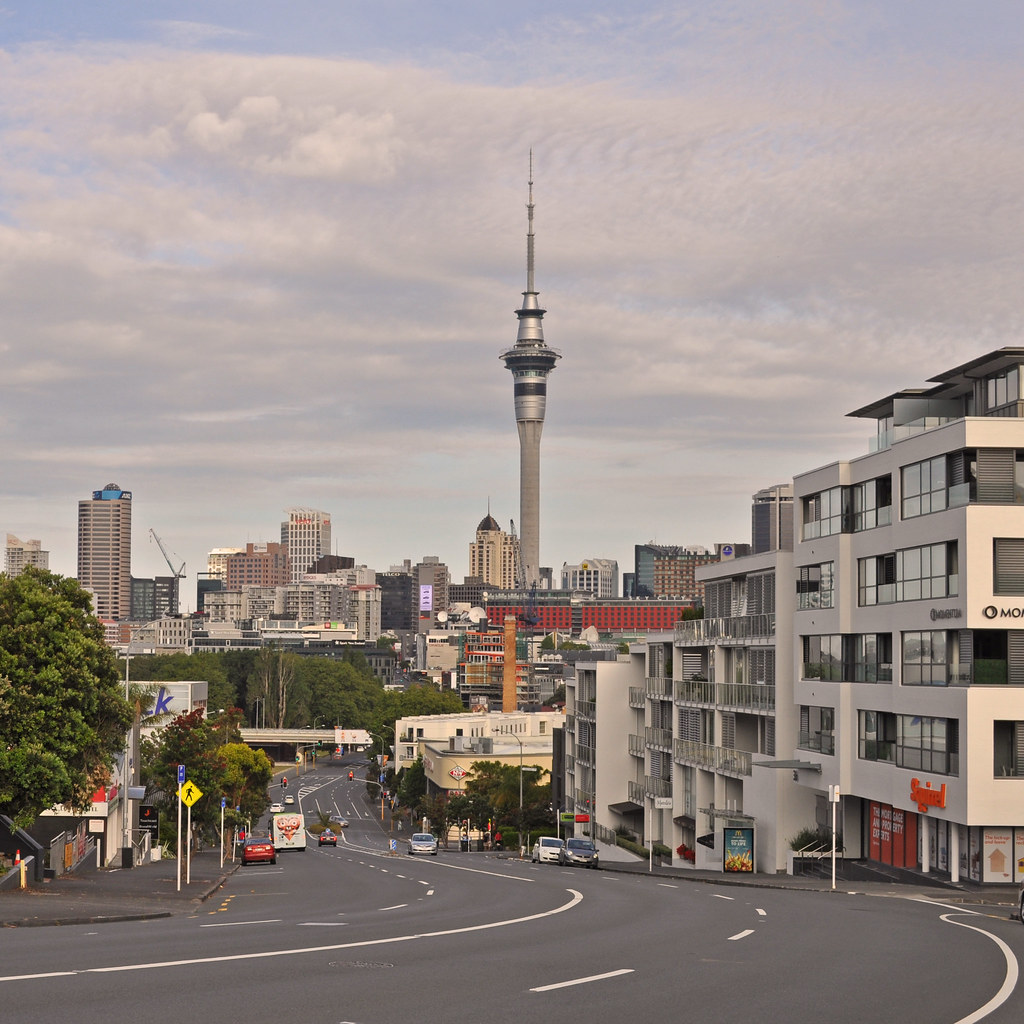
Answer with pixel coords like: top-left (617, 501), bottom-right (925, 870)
top-left (1015, 829), bottom-right (1024, 883)
top-left (983, 828), bottom-right (1014, 883)
top-left (419, 584), bottom-right (433, 612)
top-left (723, 827), bottom-right (754, 872)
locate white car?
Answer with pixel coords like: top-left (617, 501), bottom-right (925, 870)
top-left (531, 836), bottom-right (565, 864)
top-left (269, 802), bottom-right (284, 814)
top-left (284, 795), bottom-right (295, 805)
top-left (408, 833), bottom-right (438, 856)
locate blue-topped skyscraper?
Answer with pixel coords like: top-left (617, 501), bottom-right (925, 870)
top-left (500, 160), bottom-right (560, 588)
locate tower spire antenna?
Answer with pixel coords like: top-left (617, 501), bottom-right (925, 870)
top-left (526, 149), bottom-right (535, 295)
top-left (500, 151), bottom-right (560, 590)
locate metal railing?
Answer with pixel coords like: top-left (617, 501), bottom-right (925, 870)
top-left (645, 726), bottom-right (673, 750)
top-left (675, 613), bottom-right (775, 645)
top-left (673, 739), bottom-right (753, 777)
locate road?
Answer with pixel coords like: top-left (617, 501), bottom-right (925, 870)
top-left (3, 760), bottom-right (1024, 1023)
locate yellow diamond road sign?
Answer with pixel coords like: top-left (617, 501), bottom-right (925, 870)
top-left (179, 781), bottom-right (203, 807)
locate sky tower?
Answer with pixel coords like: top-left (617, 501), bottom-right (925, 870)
top-left (501, 158), bottom-right (561, 588)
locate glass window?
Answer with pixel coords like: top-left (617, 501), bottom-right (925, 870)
top-left (902, 630), bottom-right (955, 686)
top-left (901, 456), bottom-right (948, 519)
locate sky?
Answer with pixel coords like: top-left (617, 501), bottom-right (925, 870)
top-left (2, 1), bottom-right (1023, 605)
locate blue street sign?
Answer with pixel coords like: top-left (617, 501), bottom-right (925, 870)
top-left (177, 764), bottom-right (186, 785)
top-left (221, 797), bottom-right (226, 808)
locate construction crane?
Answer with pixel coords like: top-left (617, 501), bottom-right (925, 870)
top-left (149, 528), bottom-right (185, 579)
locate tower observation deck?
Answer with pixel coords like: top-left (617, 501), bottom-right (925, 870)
top-left (500, 159), bottom-right (561, 588)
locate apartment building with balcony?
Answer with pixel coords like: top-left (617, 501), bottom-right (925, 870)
top-left (566, 349), bottom-right (1024, 883)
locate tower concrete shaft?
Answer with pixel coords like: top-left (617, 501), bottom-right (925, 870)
top-left (500, 161), bottom-right (560, 587)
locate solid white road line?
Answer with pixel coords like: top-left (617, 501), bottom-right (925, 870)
top-left (530, 969), bottom-right (634, 992)
top-left (727, 929), bottom-right (755, 941)
top-left (199, 920), bottom-right (282, 928)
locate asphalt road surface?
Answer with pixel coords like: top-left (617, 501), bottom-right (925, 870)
top-left (3, 765), bottom-right (1024, 1024)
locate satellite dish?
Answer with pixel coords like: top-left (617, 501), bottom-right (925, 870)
top-left (468, 607), bottom-right (485, 623)
top-left (436, 610), bottom-right (448, 623)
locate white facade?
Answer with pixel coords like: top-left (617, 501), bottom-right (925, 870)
top-left (282, 507), bottom-right (332, 582)
top-left (5, 534), bottom-right (49, 575)
top-left (561, 558), bottom-right (619, 598)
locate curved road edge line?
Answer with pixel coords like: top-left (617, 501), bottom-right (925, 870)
top-left (0, 888), bottom-right (584, 984)
top-left (939, 912), bottom-right (1019, 1024)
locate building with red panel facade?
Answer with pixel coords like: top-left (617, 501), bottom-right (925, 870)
top-left (483, 591), bottom-right (700, 636)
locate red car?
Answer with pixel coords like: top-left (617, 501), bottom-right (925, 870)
top-left (318, 829), bottom-right (337, 846)
top-left (242, 838), bottom-right (277, 865)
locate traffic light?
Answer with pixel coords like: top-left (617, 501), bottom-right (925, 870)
top-left (317, 739), bottom-right (323, 748)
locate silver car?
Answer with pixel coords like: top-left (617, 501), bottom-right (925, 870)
top-left (408, 833), bottom-right (438, 856)
top-left (560, 837), bottom-right (599, 868)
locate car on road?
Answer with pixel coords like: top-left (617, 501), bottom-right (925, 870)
top-left (284, 795), bottom-right (295, 805)
top-left (560, 837), bottom-right (599, 868)
top-left (318, 829), bottom-right (337, 846)
top-left (408, 833), bottom-right (438, 856)
top-left (242, 838), bottom-right (277, 865)
top-left (335, 817), bottom-right (349, 828)
top-left (531, 836), bottom-right (565, 864)
top-left (269, 802), bottom-right (284, 813)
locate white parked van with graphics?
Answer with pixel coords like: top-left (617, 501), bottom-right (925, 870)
top-left (272, 812), bottom-right (307, 852)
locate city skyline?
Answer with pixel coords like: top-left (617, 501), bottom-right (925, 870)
top-left (2, 2), bottom-right (1022, 597)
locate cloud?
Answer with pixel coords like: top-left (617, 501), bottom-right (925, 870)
top-left (1, 6), bottom-right (1023, 587)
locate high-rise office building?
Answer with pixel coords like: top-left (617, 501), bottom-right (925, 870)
top-left (752, 483), bottom-right (794, 553)
top-left (281, 507), bottom-right (332, 582)
top-left (77, 483), bottom-right (132, 620)
top-left (468, 512), bottom-right (519, 590)
top-left (500, 162), bottom-right (560, 588)
top-left (5, 534), bottom-right (49, 576)
top-left (561, 558), bottom-right (619, 598)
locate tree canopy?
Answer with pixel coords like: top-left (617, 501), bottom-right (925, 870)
top-left (0, 568), bottom-right (133, 831)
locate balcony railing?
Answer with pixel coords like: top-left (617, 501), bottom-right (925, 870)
top-left (645, 726), bottom-right (673, 750)
top-left (628, 686), bottom-right (646, 708)
top-left (645, 675), bottom-right (673, 697)
top-left (673, 739), bottom-right (753, 777)
top-left (674, 679), bottom-right (776, 712)
top-left (628, 780), bottom-right (645, 805)
top-left (644, 775), bottom-right (672, 799)
top-left (675, 613), bottom-right (775, 645)
top-left (628, 733), bottom-right (645, 757)
top-left (576, 699), bottom-right (596, 721)
top-left (798, 730), bottom-right (836, 755)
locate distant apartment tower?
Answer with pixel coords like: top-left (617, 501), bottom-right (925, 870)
top-left (225, 542), bottom-right (290, 589)
top-left (5, 534), bottom-right (48, 576)
top-left (469, 513), bottom-right (519, 590)
top-left (561, 558), bottom-right (619, 598)
top-left (77, 483), bottom-right (132, 620)
top-left (633, 542), bottom-right (748, 602)
top-left (416, 556), bottom-right (450, 632)
top-left (206, 547), bottom-right (244, 583)
top-left (752, 483), bottom-right (794, 553)
top-left (281, 507), bottom-right (332, 582)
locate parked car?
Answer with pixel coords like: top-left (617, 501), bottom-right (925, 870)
top-left (408, 833), bottom-right (439, 856)
top-left (318, 829), bottom-right (337, 846)
top-left (560, 837), bottom-right (599, 868)
top-left (269, 802), bottom-right (284, 814)
top-left (531, 836), bottom-right (565, 864)
top-left (242, 838), bottom-right (276, 865)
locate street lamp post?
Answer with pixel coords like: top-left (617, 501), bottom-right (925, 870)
top-left (253, 698), bottom-right (264, 729)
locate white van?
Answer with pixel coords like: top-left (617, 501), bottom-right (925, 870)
top-left (272, 812), bottom-right (307, 852)
top-left (531, 836), bottom-right (565, 864)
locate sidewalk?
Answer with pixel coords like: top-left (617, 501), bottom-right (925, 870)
top-left (0, 850), bottom-right (239, 928)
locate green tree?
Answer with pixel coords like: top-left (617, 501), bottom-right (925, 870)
top-left (141, 708), bottom-right (226, 845)
top-left (396, 756), bottom-right (427, 809)
top-left (0, 568), bottom-right (133, 831)
top-left (220, 742), bottom-right (273, 828)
